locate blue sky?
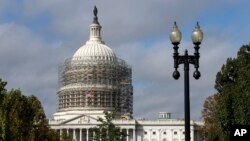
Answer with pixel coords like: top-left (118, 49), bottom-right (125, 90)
top-left (0, 0), bottom-right (249, 120)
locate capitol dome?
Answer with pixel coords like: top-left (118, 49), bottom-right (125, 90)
top-left (57, 6), bottom-right (133, 116)
top-left (72, 43), bottom-right (116, 61)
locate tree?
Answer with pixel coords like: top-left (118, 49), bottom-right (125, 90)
top-left (61, 130), bottom-right (74, 141)
top-left (201, 94), bottom-right (221, 140)
top-left (92, 110), bottom-right (127, 141)
top-left (0, 78), bottom-right (7, 141)
top-left (201, 44), bottom-right (250, 140)
top-left (0, 78), bottom-right (61, 141)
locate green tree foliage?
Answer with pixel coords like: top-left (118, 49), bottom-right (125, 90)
top-left (92, 110), bottom-right (127, 141)
top-left (0, 78), bottom-right (7, 140)
top-left (61, 130), bottom-right (74, 141)
top-left (201, 45), bottom-right (250, 141)
top-left (0, 78), bottom-right (60, 141)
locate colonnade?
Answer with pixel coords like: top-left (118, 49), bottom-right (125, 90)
top-left (58, 128), bottom-right (136, 141)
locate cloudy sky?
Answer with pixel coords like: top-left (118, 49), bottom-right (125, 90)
top-left (0, 0), bottom-right (249, 120)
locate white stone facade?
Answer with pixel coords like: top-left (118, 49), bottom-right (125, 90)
top-left (49, 111), bottom-right (202, 141)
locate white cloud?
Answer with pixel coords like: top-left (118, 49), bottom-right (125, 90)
top-left (19, 0), bottom-right (217, 45)
top-left (0, 22), bottom-right (66, 118)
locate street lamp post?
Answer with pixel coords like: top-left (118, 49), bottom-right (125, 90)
top-left (169, 22), bottom-right (203, 141)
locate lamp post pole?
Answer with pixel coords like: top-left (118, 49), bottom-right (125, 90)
top-left (170, 22), bottom-right (203, 141)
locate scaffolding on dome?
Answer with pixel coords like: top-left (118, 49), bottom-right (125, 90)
top-left (57, 56), bottom-right (133, 116)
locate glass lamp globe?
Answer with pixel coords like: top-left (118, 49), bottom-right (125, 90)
top-left (191, 22), bottom-right (203, 44)
top-left (169, 22), bottom-right (182, 44)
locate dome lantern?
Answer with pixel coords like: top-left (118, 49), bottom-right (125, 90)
top-left (72, 6), bottom-right (116, 61)
top-left (88, 6), bottom-right (104, 44)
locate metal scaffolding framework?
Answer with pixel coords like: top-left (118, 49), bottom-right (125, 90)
top-left (57, 56), bottom-right (133, 115)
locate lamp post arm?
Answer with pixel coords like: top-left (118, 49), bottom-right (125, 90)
top-left (173, 44), bottom-right (181, 79)
top-left (173, 44), bottom-right (180, 70)
top-left (193, 43), bottom-right (201, 79)
top-left (193, 44), bottom-right (200, 69)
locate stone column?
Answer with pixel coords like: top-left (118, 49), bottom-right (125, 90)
top-left (73, 129), bottom-right (76, 140)
top-left (133, 128), bottom-right (136, 141)
top-left (80, 128), bottom-right (82, 141)
top-left (126, 129), bottom-right (129, 141)
top-left (60, 129), bottom-right (62, 136)
top-left (93, 131), bottom-right (96, 140)
top-left (191, 128), bottom-right (194, 141)
top-left (59, 129), bottom-right (62, 140)
top-left (149, 129), bottom-right (152, 141)
top-left (120, 129), bottom-right (123, 139)
top-left (86, 128), bottom-right (89, 141)
top-left (158, 129), bottom-right (161, 141)
top-left (179, 129), bottom-right (182, 140)
top-left (170, 129), bottom-right (173, 141)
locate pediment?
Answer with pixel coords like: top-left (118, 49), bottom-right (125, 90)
top-left (61, 114), bottom-right (99, 125)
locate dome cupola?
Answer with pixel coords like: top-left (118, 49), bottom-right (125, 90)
top-left (72, 6), bottom-right (116, 61)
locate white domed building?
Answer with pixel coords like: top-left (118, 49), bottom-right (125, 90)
top-left (49, 7), bottom-right (203, 141)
